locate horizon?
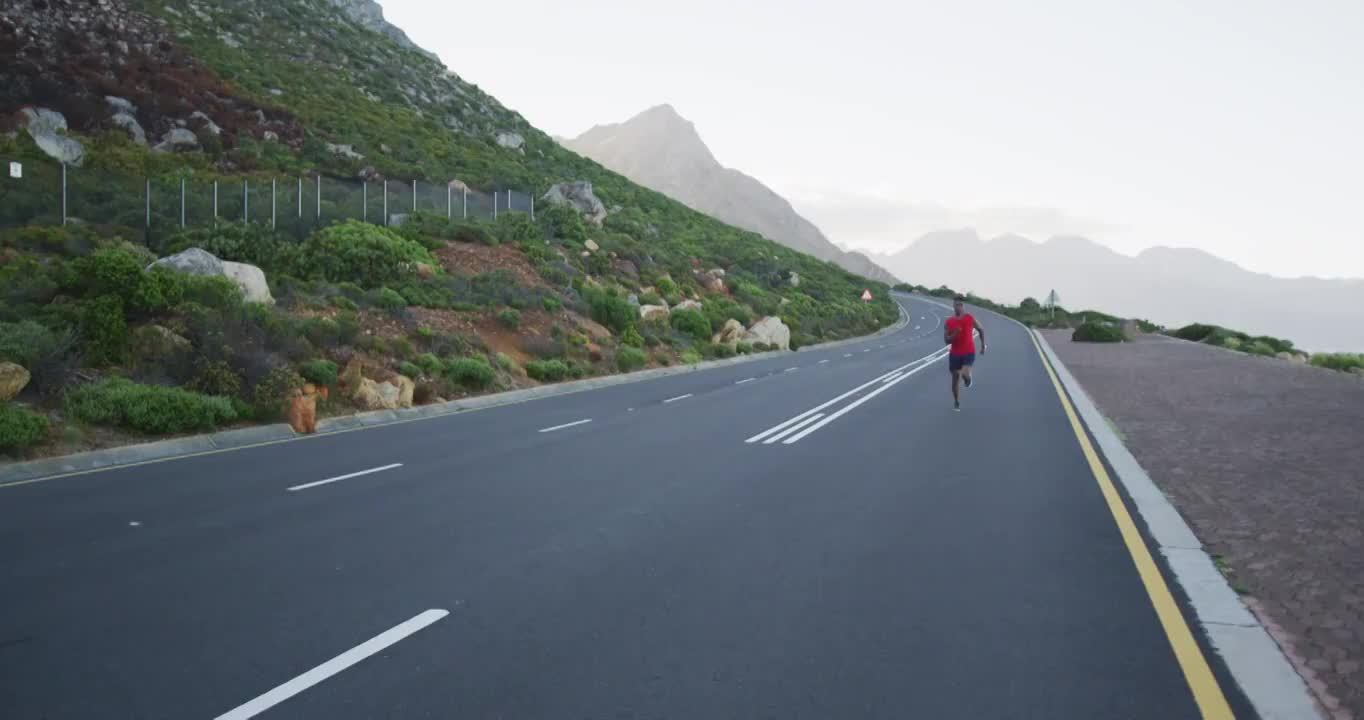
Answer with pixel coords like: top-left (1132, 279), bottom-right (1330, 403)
top-left (383, 0), bottom-right (1364, 282)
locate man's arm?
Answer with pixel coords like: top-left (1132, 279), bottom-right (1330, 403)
top-left (973, 317), bottom-right (986, 353)
top-left (944, 322), bottom-right (958, 345)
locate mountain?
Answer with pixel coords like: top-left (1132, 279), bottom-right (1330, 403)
top-left (561, 105), bottom-right (900, 285)
top-left (881, 231), bottom-right (1364, 351)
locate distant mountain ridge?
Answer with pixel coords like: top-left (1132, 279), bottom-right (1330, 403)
top-left (562, 105), bottom-right (899, 285)
top-left (877, 231), bottom-right (1364, 352)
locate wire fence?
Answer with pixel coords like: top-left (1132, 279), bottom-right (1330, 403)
top-left (0, 155), bottom-right (537, 250)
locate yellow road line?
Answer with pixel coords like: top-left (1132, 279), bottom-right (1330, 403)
top-left (1027, 330), bottom-right (1235, 719)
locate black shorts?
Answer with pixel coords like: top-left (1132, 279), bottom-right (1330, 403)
top-left (949, 353), bottom-right (975, 372)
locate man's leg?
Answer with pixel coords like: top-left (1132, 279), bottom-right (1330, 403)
top-left (951, 368), bottom-right (961, 409)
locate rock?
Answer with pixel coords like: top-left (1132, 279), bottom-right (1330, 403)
top-left (780, 297), bottom-right (791, 306)
top-left (742, 317), bottom-right (792, 351)
top-left (389, 213), bottom-right (410, 227)
top-left (380, 143), bottom-right (392, 154)
top-left (153, 128), bottom-right (199, 153)
top-left (189, 111), bottom-right (222, 136)
top-left (286, 390), bottom-right (318, 433)
top-left (697, 269), bottom-right (726, 294)
top-left (713, 319), bottom-right (745, 346)
top-left (326, 142), bottom-right (364, 160)
top-left (268, 87), bottom-right (284, 96)
top-left (639, 305), bottom-right (670, 321)
top-left (0, 362), bottom-right (31, 401)
top-left (339, 357), bottom-right (365, 390)
top-left (352, 377), bottom-right (402, 411)
top-left (263, 130), bottom-right (279, 142)
top-left (390, 374), bottom-right (415, 408)
top-left (674, 299), bottom-right (702, 312)
top-left (105, 96), bottom-right (135, 113)
top-left (587, 343), bottom-right (604, 362)
top-left (708, 268), bottom-right (726, 278)
top-left (416, 263), bottom-right (437, 279)
top-left (580, 251), bottom-right (591, 258)
top-left (788, 272), bottom-right (801, 287)
top-left (133, 325), bottom-right (191, 359)
top-left (584, 239), bottom-right (600, 252)
top-left (449, 179), bottom-right (471, 193)
top-left (627, 294), bottom-right (640, 307)
top-left (611, 258), bottom-right (639, 279)
top-left (221, 261), bottom-right (275, 305)
top-left (111, 112), bottom-right (147, 145)
top-left (495, 131), bottom-right (525, 150)
top-left (149, 248), bottom-right (273, 304)
top-left (18, 108), bottom-right (85, 166)
top-left (542, 181), bottom-right (608, 226)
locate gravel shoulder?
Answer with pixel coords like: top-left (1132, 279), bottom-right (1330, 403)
top-left (1043, 330), bottom-right (1364, 719)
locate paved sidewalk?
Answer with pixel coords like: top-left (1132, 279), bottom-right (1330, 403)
top-left (1044, 331), bottom-right (1364, 719)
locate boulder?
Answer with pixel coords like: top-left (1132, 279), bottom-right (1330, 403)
top-left (189, 111), bottom-right (222, 136)
top-left (221, 261), bottom-right (274, 304)
top-left (150, 248), bottom-right (223, 276)
top-left (495, 131), bottom-right (525, 150)
top-left (713, 319), bottom-right (745, 346)
top-left (699, 271), bottom-right (725, 294)
top-left (0, 362), bottom-right (31, 401)
top-left (639, 305), bottom-right (670, 321)
top-left (743, 317), bottom-right (791, 351)
top-left (339, 356), bottom-right (365, 390)
top-left (627, 294), bottom-right (640, 307)
top-left (611, 258), bottom-right (639, 279)
top-left (389, 213), bottom-right (410, 227)
top-left (542, 181), bottom-right (608, 226)
top-left (111, 112), bottom-right (147, 145)
top-left (584, 239), bottom-right (600, 253)
top-left (326, 142), bottom-right (364, 160)
top-left (133, 325), bottom-right (191, 359)
top-left (391, 374), bottom-right (415, 408)
top-left (153, 128), bottom-right (199, 153)
top-left (18, 108), bottom-right (85, 166)
top-left (263, 130), bottom-right (280, 142)
top-left (788, 272), bottom-right (801, 287)
top-left (105, 96), bottom-right (135, 113)
top-left (353, 377), bottom-right (403, 410)
top-left (674, 299), bottom-right (702, 312)
top-left (416, 263), bottom-right (437, 279)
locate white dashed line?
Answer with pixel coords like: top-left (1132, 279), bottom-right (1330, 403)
top-left (818, 359), bottom-right (830, 365)
top-left (539, 419), bottom-right (593, 433)
top-left (214, 609), bottom-right (449, 720)
top-left (844, 353), bottom-right (853, 358)
top-left (784, 367), bottom-right (799, 373)
top-left (287, 463), bottom-right (403, 492)
top-left (664, 394), bottom-right (693, 403)
top-left (735, 378), bottom-right (756, 385)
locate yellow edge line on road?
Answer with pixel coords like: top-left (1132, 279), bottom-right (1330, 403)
top-left (1027, 330), bottom-right (1234, 720)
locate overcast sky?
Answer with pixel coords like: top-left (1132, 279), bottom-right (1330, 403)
top-left (384, 0), bottom-right (1364, 279)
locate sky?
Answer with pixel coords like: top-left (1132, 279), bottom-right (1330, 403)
top-left (383, 0), bottom-right (1364, 279)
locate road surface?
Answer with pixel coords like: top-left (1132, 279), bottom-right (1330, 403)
top-left (0, 294), bottom-right (1255, 718)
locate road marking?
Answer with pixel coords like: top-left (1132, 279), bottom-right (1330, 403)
top-left (783, 352), bottom-right (946, 444)
top-left (538, 418), bottom-right (593, 433)
top-left (287, 463), bottom-right (403, 492)
top-left (762, 413), bottom-right (826, 444)
top-left (818, 359), bottom-right (830, 365)
top-left (844, 353), bottom-right (853, 358)
top-left (663, 394), bottom-right (693, 403)
top-left (784, 367), bottom-right (799, 373)
top-left (1027, 331), bottom-right (1234, 718)
top-left (735, 378), bottom-right (755, 385)
top-left (882, 371), bottom-right (905, 384)
top-left (215, 609), bottom-right (449, 720)
top-left (746, 348), bottom-right (944, 444)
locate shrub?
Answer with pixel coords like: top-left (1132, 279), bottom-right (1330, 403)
top-left (709, 343), bottom-right (736, 359)
top-left (181, 275), bottom-right (244, 311)
top-left (399, 361), bottom-right (423, 379)
top-left (390, 337), bottom-right (415, 359)
top-left (370, 286), bottom-right (408, 310)
top-left (495, 213), bottom-right (539, 245)
top-left (292, 221), bottom-right (434, 286)
top-left (670, 309), bottom-right (712, 343)
top-left (736, 342), bottom-right (754, 354)
top-left (413, 382), bottom-right (438, 405)
top-left (299, 359), bottom-right (339, 387)
top-left (753, 342), bottom-right (771, 352)
top-left (329, 295), bottom-right (358, 311)
top-left (639, 292), bottom-right (663, 307)
top-left (0, 320), bottom-right (78, 394)
top-left (616, 346), bottom-right (647, 372)
top-left (656, 277), bottom-right (678, 297)
top-left (499, 308), bottom-right (522, 329)
top-left (0, 403), bottom-right (49, 452)
top-left (525, 359), bottom-right (570, 382)
top-left (65, 378), bottom-right (238, 434)
top-left (621, 325), bottom-right (645, 348)
top-left (251, 366), bottom-right (305, 419)
top-left (702, 297), bottom-right (751, 330)
top-left (447, 356), bottom-right (495, 389)
top-left (1310, 353), bottom-right (1364, 373)
top-left (188, 360), bottom-right (244, 398)
top-left (540, 204), bottom-right (588, 243)
top-left (167, 224), bottom-right (291, 272)
top-left (451, 220), bottom-right (497, 246)
top-left (1170, 323), bottom-right (1218, 342)
top-left (80, 295), bottom-right (129, 364)
top-left (495, 352), bottom-right (516, 372)
top-left (542, 296), bottom-right (563, 312)
top-left (302, 317), bottom-right (341, 347)
top-left (335, 312), bottom-right (361, 344)
top-left (521, 336), bottom-right (566, 359)
top-left (1073, 322), bottom-right (1126, 343)
top-left (582, 286), bottom-right (636, 334)
top-left (415, 353), bottom-right (445, 376)
top-left (679, 348), bottom-right (703, 365)
top-left (789, 335), bottom-right (806, 351)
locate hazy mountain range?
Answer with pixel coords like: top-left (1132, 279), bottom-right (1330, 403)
top-left (874, 231), bottom-right (1364, 352)
top-left (560, 105), bottom-right (899, 285)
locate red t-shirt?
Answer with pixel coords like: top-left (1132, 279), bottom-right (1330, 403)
top-left (945, 314), bottom-right (976, 356)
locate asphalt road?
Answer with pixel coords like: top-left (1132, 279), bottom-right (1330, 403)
top-left (0, 293), bottom-right (1256, 719)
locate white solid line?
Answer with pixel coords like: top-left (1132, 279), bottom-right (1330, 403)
top-left (784, 367), bottom-right (799, 373)
top-left (863, 348), bottom-right (871, 353)
top-left (287, 463), bottom-right (403, 492)
top-left (735, 378), bottom-right (756, 385)
top-left (763, 413), bottom-right (826, 444)
top-left (818, 359), bottom-right (830, 364)
top-left (745, 348), bottom-right (944, 444)
top-left (663, 394), bottom-right (693, 403)
top-left (214, 609), bottom-right (449, 720)
top-left (539, 418), bottom-right (593, 432)
top-left (882, 372), bottom-right (905, 384)
top-left (785, 357), bottom-right (944, 444)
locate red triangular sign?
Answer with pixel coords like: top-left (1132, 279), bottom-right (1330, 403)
top-left (861, 289), bottom-right (872, 302)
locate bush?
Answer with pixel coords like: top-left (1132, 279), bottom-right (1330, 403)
top-left (670, 309), bottom-right (711, 343)
top-left (525, 359), bottom-right (570, 382)
top-left (447, 356), bottom-right (495, 389)
top-left (521, 336), bottom-right (566, 359)
top-left (301, 317), bottom-right (341, 347)
top-left (415, 353), bottom-right (444, 376)
top-left (451, 220), bottom-right (497, 246)
top-left (621, 325), bottom-right (645, 348)
top-left (370, 287), bottom-right (408, 311)
top-left (753, 342), bottom-right (771, 352)
top-left (329, 295), bottom-right (358, 311)
top-left (495, 352), bottom-right (516, 372)
top-left (252, 366), bottom-right (305, 419)
top-left (1073, 322), bottom-right (1126, 343)
top-left (399, 361), bottom-right (423, 379)
top-left (583, 286), bottom-right (635, 333)
top-left (709, 343), bottom-right (736, 359)
top-left (299, 359), bottom-right (339, 387)
top-left (679, 348), bottom-right (703, 365)
top-left (499, 308), bottom-right (522, 329)
top-left (167, 224), bottom-right (292, 272)
top-left (542, 296), bottom-right (563, 312)
top-left (736, 342), bottom-right (754, 354)
top-left (702, 297), bottom-right (752, 330)
top-left (789, 334), bottom-right (806, 351)
top-left (1170, 323), bottom-right (1218, 342)
top-left (0, 403), bottom-right (49, 452)
top-left (1310, 353), bottom-right (1364, 373)
top-left (0, 320), bottom-right (78, 394)
top-left (80, 295), bottom-right (129, 364)
top-left (65, 378), bottom-right (238, 434)
top-left (616, 346), bottom-right (647, 372)
top-left (292, 221), bottom-right (435, 287)
top-left (188, 360), bottom-right (244, 397)
top-left (495, 213), bottom-right (539, 245)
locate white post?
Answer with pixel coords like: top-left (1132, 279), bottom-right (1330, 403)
top-left (243, 180), bottom-right (249, 222)
top-left (462, 188), bottom-right (467, 219)
top-left (493, 191), bottom-right (498, 220)
top-left (297, 177), bottom-right (302, 218)
top-left (271, 178), bottom-right (277, 229)
top-left (530, 193), bottom-right (534, 222)
top-left (363, 182), bottom-right (368, 223)
top-left (61, 164), bottom-right (67, 226)
top-left (213, 181), bottom-right (218, 221)
top-left (179, 178), bottom-right (185, 227)
top-left (447, 183), bottom-right (452, 219)
top-left (412, 179), bottom-right (417, 212)
top-left (383, 180), bottom-right (388, 226)
top-left (316, 175), bottom-right (321, 219)
top-left (144, 178), bottom-right (150, 228)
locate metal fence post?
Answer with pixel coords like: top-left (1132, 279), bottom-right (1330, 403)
top-left (507, 189), bottom-right (512, 213)
top-left (180, 178), bottom-right (185, 228)
top-left (213, 181), bottom-right (218, 222)
top-left (446, 183), bottom-right (452, 219)
top-left (316, 175), bottom-right (321, 220)
top-left (363, 182), bottom-right (368, 223)
top-left (462, 187), bottom-right (467, 219)
top-left (243, 180), bottom-right (249, 223)
top-left (297, 177), bottom-right (302, 219)
top-left (383, 180), bottom-right (388, 226)
top-left (412, 179), bottom-right (417, 213)
top-left (493, 191), bottom-right (498, 220)
top-left (530, 193), bottom-right (534, 222)
top-left (144, 178), bottom-right (150, 229)
top-left (271, 178), bottom-right (277, 229)
top-left (61, 164), bottom-right (67, 226)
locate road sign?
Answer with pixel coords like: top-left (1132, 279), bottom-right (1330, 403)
top-left (861, 289), bottom-right (872, 302)
top-left (8, 162), bottom-right (20, 179)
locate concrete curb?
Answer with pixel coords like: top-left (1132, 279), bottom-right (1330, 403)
top-left (1, 304), bottom-right (913, 486)
top-left (1034, 330), bottom-right (1323, 720)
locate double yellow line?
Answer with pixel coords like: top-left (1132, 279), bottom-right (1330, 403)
top-left (1028, 330), bottom-right (1235, 719)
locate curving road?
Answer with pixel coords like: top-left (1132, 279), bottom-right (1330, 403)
top-left (0, 294), bottom-right (1256, 718)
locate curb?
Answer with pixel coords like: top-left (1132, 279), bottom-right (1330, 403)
top-left (1, 303), bottom-right (913, 487)
top-left (1034, 330), bottom-right (1323, 720)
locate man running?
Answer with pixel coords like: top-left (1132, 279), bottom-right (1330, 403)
top-left (943, 296), bottom-right (985, 411)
